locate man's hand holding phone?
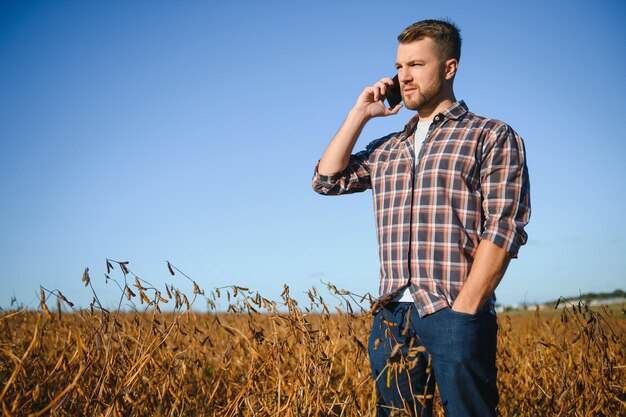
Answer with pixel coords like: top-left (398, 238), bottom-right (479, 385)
top-left (354, 76), bottom-right (402, 119)
top-left (317, 75), bottom-right (402, 176)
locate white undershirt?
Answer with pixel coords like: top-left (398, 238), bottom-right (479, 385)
top-left (392, 119), bottom-right (433, 302)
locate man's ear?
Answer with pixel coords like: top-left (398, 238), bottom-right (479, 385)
top-left (444, 58), bottom-right (458, 80)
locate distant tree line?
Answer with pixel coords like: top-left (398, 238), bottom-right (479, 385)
top-left (548, 289), bottom-right (625, 306)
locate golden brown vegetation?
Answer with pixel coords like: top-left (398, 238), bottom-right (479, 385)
top-left (0, 260), bottom-right (624, 416)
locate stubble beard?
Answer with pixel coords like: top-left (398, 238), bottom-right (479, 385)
top-left (401, 74), bottom-right (445, 113)
top-left (403, 89), bottom-right (435, 111)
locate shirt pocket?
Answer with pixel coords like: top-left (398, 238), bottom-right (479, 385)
top-left (371, 148), bottom-right (413, 196)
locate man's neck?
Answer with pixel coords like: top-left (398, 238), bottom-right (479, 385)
top-left (417, 94), bottom-right (457, 121)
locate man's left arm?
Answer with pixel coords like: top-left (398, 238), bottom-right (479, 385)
top-left (452, 124), bottom-right (531, 314)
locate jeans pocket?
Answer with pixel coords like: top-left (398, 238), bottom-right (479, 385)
top-left (447, 307), bottom-right (481, 320)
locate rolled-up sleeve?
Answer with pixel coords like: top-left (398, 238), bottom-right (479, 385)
top-left (312, 150), bottom-right (371, 195)
top-left (479, 124), bottom-right (531, 258)
top-left (312, 134), bottom-right (393, 196)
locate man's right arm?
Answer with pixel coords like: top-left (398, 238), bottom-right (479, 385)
top-left (317, 78), bottom-right (403, 176)
top-left (312, 78), bottom-right (403, 196)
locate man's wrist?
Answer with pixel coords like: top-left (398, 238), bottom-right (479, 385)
top-left (348, 107), bottom-right (371, 125)
top-left (451, 294), bottom-right (482, 314)
top-left (451, 304), bottom-right (480, 315)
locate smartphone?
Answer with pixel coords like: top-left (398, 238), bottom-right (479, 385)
top-left (384, 75), bottom-right (402, 108)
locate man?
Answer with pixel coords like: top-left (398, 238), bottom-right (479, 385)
top-left (312, 19), bottom-right (530, 416)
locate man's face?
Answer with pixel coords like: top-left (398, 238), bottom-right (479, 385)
top-left (395, 38), bottom-right (450, 112)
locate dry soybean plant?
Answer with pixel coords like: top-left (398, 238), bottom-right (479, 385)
top-left (0, 260), bottom-right (624, 416)
top-left (497, 298), bottom-right (626, 416)
top-left (0, 260), bottom-right (376, 417)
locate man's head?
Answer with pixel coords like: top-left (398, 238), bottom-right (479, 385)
top-left (394, 19), bottom-right (462, 115)
top-left (397, 19), bottom-right (462, 63)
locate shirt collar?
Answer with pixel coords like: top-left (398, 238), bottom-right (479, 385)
top-left (440, 99), bottom-right (468, 121)
top-left (400, 100), bottom-right (468, 140)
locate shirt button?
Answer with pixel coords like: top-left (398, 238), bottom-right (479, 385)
top-left (434, 115), bottom-right (441, 122)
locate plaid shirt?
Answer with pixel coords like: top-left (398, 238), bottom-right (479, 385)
top-left (313, 101), bottom-right (530, 316)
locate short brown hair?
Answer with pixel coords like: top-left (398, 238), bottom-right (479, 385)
top-left (397, 19), bottom-right (462, 62)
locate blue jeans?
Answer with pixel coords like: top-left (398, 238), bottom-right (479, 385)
top-left (368, 302), bottom-right (498, 417)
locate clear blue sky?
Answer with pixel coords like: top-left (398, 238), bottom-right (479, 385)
top-left (1, 0), bottom-right (625, 310)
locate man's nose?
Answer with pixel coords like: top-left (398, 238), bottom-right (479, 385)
top-left (397, 68), bottom-right (412, 83)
